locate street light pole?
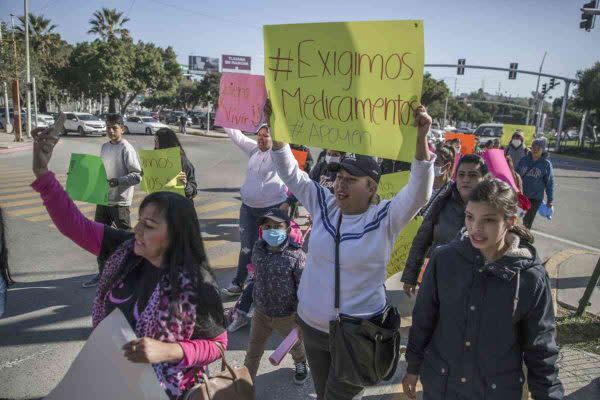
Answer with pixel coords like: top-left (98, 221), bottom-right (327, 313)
top-left (555, 81), bottom-right (571, 152)
top-left (533, 51), bottom-right (547, 128)
top-left (10, 14), bottom-right (22, 142)
top-left (32, 76), bottom-right (37, 127)
top-left (24, 0), bottom-right (32, 138)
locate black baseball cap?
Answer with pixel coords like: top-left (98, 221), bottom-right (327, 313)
top-left (257, 208), bottom-right (291, 226)
top-left (328, 154), bottom-right (381, 183)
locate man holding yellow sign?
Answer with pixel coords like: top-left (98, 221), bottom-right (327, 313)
top-left (264, 20), bottom-right (424, 162)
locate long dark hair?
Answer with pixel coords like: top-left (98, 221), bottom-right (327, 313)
top-left (0, 207), bottom-right (13, 285)
top-left (155, 128), bottom-right (188, 160)
top-left (469, 178), bottom-right (534, 244)
top-left (139, 192), bottom-right (224, 323)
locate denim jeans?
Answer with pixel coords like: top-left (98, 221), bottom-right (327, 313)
top-left (232, 202), bottom-right (283, 286)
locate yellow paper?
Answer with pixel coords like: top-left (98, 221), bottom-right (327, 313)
top-left (501, 124), bottom-right (535, 147)
top-left (264, 20), bottom-right (424, 162)
top-left (387, 216), bottom-right (423, 278)
top-left (377, 171), bottom-right (410, 200)
top-left (138, 147), bottom-right (185, 196)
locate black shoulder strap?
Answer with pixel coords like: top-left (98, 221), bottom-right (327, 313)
top-left (334, 213), bottom-right (342, 315)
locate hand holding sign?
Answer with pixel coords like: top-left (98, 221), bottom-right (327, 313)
top-left (32, 112), bottom-right (66, 179)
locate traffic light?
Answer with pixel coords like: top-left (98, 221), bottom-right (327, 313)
top-left (541, 83), bottom-right (548, 96)
top-left (549, 78), bottom-right (556, 89)
top-left (457, 59), bottom-right (465, 75)
top-left (580, 1), bottom-right (598, 31)
top-left (508, 63), bottom-right (518, 79)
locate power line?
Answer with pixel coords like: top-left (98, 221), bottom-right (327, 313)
top-left (125, 0), bottom-right (137, 17)
top-left (147, 0), bottom-right (261, 31)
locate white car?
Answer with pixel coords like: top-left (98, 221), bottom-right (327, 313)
top-left (63, 112), bottom-right (106, 136)
top-left (124, 116), bottom-right (168, 135)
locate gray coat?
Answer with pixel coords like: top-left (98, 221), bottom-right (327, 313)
top-left (505, 144), bottom-right (529, 169)
top-left (406, 233), bottom-right (563, 400)
top-left (402, 182), bottom-right (465, 285)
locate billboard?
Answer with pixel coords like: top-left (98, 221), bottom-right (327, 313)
top-left (222, 55), bottom-right (252, 71)
top-left (188, 56), bottom-right (219, 73)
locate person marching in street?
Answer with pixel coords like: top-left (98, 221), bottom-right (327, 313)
top-left (269, 100), bottom-right (435, 399)
top-left (402, 154), bottom-right (488, 297)
top-left (83, 113), bottom-right (142, 288)
top-left (402, 178), bottom-right (563, 400)
top-left (242, 208), bottom-right (308, 385)
top-left (154, 128), bottom-right (198, 201)
top-left (179, 114), bottom-right (187, 135)
top-left (31, 118), bottom-right (227, 399)
top-left (517, 137), bottom-right (554, 229)
top-left (505, 130), bottom-right (529, 168)
top-left (221, 124), bottom-right (288, 297)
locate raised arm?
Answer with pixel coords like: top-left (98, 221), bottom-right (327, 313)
top-left (31, 116), bottom-right (104, 256)
top-left (224, 128), bottom-right (258, 156)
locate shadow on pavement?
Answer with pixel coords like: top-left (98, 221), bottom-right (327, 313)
top-left (0, 275), bottom-right (95, 346)
top-left (556, 276), bottom-right (593, 290)
top-left (200, 187), bottom-right (241, 193)
top-left (199, 218), bottom-right (240, 243)
top-left (565, 380), bottom-right (600, 399)
top-left (254, 368), bottom-right (315, 399)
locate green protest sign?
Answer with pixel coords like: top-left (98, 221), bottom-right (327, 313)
top-left (66, 153), bottom-right (109, 205)
top-left (138, 147), bottom-right (185, 196)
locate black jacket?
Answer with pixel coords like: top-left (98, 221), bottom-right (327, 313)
top-left (402, 182), bottom-right (465, 285)
top-left (406, 233), bottom-right (563, 400)
top-left (182, 156), bottom-right (198, 200)
top-left (309, 161), bottom-right (337, 192)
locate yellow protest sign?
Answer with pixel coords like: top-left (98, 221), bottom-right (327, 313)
top-left (376, 171), bottom-right (423, 277)
top-left (264, 20), bottom-right (424, 162)
top-left (138, 147), bottom-right (185, 196)
top-left (501, 124), bottom-right (535, 147)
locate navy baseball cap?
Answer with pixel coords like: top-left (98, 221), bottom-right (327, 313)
top-left (328, 154), bottom-right (381, 183)
top-left (257, 208), bottom-right (291, 226)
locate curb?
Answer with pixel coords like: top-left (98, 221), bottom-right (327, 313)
top-left (543, 248), bottom-right (600, 313)
top-left (550, 151), bottom-right (600, 165)
top-left (0, 142), bottom-right (33, 154)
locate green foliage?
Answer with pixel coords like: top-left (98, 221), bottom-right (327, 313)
top-left (573, 62), bottom-right (600, 114)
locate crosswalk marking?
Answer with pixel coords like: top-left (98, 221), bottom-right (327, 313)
top-left (27, 205), bottom-right (98, 222)
top-left (209, 251), bottom-right (238, 269)
top-left (0, 192), bottom-right (43, 201)
top-left (195, 200), bottom-right (238, 215)
top-left (209, 210), bottom-right (240, 220)
top-left (0, 177), bottom-right (67, 190)
top-left (1, 197), bottom-right (46, 208)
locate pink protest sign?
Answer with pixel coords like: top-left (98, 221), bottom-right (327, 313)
top-left (482, 149), bottom-right (519, 192)
top-left (215, 72), bottom-right (267, 132)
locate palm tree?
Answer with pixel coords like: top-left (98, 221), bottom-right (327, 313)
top-left (16, 14), bottom-right (59, 51)
top-left (88, 8), bottom-right (130, 41)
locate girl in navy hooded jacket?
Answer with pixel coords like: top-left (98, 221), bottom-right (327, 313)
top-left (403, 178), bottom-right (563, 400)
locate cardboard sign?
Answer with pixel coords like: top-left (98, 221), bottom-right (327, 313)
top-left (215, 72), bottom-right (267, 132)
top-left (138, 147), bottom-right (185, 196)
top-left (377, 171), bottom-right (409, 200)
top-left (444, 132), bottom-right (476, 155)
top-left (45, 309), bottom-right (168, 400)
top-left (501, 124), bottom-right (535, 147)
top-left (66, 153), bottom-right (109, 205)
top-left (264, 20), bottom-right (424, 162)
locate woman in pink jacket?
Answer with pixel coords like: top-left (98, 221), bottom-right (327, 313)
top-left (30, 118), bottom-right (227, 399)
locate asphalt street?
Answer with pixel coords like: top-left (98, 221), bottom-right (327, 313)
top-left (0, 131), bottom-right (598, 399)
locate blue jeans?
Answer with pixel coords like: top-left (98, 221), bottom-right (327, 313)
top-left (232, 202), bottom-right (284, 286)
top-left (237, 280), bottom-right (254, 314)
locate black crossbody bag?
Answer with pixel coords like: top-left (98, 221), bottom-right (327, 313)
top-left (328, 214), bottom-right (402, 387)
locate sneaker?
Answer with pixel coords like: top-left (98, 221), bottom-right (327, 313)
top-left (222, 283), bottom-right (243, 297)
top-left (82, 274), bottom-right (100, 288)
top-left (227, 310), bottom-right (250, 332)
top-left (294, 361), bottom-right (309, 385)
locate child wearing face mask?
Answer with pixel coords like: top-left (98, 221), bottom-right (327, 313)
top-left (243, 208), bottom-right (308, 385)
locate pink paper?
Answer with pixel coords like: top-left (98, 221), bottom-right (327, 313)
top-left (482, 149), bottom-right (518, 192)
top-left (269, 327), bottom-right (299, 366)
top-left (215, 72), bottom-right (267, 132)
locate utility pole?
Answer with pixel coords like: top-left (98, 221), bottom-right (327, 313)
top-left (24, 0), bottom-right (32, 138)
top-left (1, 26), bottom-right (12, 133)
top-left (32, 76), bottom-right (37, 127)
top-left (534, 51), bottom-right (547, 131)
top-left (10, 14), bottom-right (22, 142)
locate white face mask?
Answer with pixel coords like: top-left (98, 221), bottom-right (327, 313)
top-left (434, 165), bottom-right (445, 177)
top-left (511, 139), bottom-right (522, 147)
top-left (326, 155), bottom-right (341, 164)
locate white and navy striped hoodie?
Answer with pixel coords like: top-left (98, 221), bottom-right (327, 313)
top-left (272, 145), bottom-right (434, 333)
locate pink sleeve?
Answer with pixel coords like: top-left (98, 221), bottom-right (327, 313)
top-left (31, 171), bottom-right (104, 256)
top-left (177, 331), bottom-right (228, 368)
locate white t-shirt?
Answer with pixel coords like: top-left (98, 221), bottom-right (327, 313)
top-left (272, 145), bottom-right (434, 332)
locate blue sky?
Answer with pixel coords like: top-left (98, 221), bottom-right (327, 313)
top-left (1, 0), bottom-right (599, 98)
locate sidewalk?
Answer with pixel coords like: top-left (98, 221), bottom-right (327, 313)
top-left (552, 251), bottom-right (600, 316)
top-left (0, 131), bottom-right (32, 154)
top-left (166, 124), bottom-right (229, 139)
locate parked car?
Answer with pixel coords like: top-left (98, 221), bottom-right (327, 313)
top-left (556, 129), bottom-right (579, 140)
top-left (124, 116), bottom-right (168, 135)
top-left (474, 123), bottom-right (503, 138)
top-left (63, 112), bottom-right (106, 136)
top-left (135, 110), bottom-right (159, 120)
top-left (166, 111), bottom-right (192, 126)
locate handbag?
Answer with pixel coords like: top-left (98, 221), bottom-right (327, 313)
top-left (329, 214), bottom-right (402, 387)
top-left (182, 343), bottom-right (255, 400)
